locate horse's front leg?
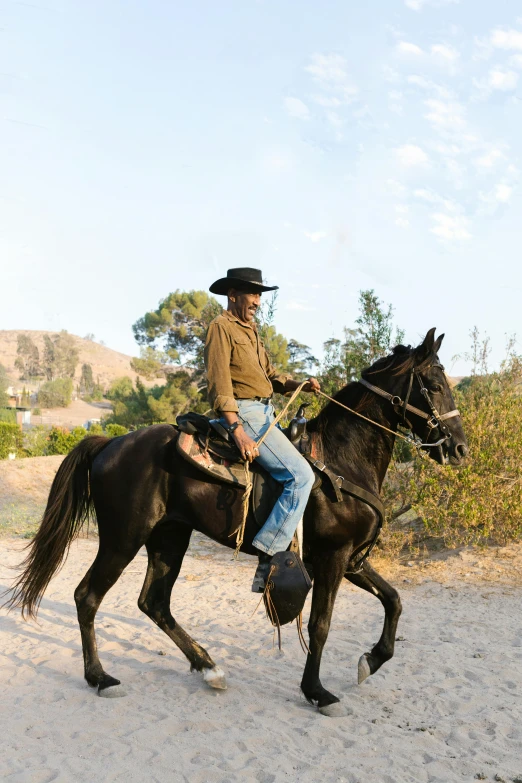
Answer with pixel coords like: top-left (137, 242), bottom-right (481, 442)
top-left (345, 561), bottom-right (402, 684)
top-left (301, 548), bottom-right (350, 717)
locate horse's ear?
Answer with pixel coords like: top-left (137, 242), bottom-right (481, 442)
top-left (416, 327), bottom-right (437, 361)
top-left (433, 333), bottom-right (445, 354)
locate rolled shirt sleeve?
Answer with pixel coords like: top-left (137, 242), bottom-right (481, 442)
top-left (204, 322), bottom-right (239, 413)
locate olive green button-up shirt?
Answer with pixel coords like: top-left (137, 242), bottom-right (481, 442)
top-left (204, 310), bottom-right (289, 413)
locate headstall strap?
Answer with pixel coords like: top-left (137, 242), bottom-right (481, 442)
top-left (358, 363), bottom-right (460, 450)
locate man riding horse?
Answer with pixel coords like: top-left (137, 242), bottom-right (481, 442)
top-left (205, 267), bottom-right (320, 592)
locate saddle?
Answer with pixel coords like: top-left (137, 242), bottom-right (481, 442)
top-left (175, 405), bottom-right (384, 548)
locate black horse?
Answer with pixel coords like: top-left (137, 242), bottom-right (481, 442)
top-left (6, 329), bottom-right (468, 716)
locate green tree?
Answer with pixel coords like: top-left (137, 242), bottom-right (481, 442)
top-left (130, 347), bottom-right (167, 380)
top-left (287, 339), bottom-right (318, 378)
top-left (105, 371), bottom-right (203, 428)
top-left (0, 363), bottom-right (9, 407)
top-left (38, 377), bottom-right (73, 408)
top-left (42, 335), bottom-right (56, 381)
top-left (133, 290), bottom-right (222, 372)
top-left (80, 363), bottom-right (94, 394)
top-left (42, 331), bottom-right (79, 380)
top-left (319, 290), bottom-right (405, 392)
top-left (14, 334), bottom-right (41, 380)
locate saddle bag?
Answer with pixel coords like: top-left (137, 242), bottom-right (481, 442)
top-left (263, 551), bottom-right (312, 627)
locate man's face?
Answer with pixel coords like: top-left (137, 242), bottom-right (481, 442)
top-left (228, 289), bottom-right (261, 323)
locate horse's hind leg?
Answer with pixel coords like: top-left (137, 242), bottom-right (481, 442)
top-left (137, 521), bottom-right (226, 690)
top-left (345, 561), bottom-right (402, 684)
top-left (74, 543), bottom-right (140, 697)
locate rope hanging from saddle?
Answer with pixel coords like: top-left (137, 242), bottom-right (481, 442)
top-left (233, 380), bottom-right (309, 558)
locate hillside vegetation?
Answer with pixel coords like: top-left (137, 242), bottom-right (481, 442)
top-left (0, 330), bottom-right (140, 389)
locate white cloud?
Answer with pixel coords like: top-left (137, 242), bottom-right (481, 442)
top-left (414, 188), bottom-right (438, 203)
top-left (414, 188), bottom-right (460, 212)
top-left (326, 111), bottom-right (343, 129)
top-left (475, 149), bottom-right (504, 168)
top-left (479, 182), bottom-right (513, 207)
top-left (407, 75), bottom-right (452, 97)
top-left (263, 154), bottom-right (292, 172)
top-left (386, 179), bottom-right (407, 195)
top-left (304, 231), bottom-right (327, 243)
top-left (286, 300), bottom-right (316, 311)
top-left (495, 183), bottom-right (512, 202)
top-left (397, 41), bottom-right (423, 56)
top-left (395, 144), bottom-right (429, 166)
top-left (306, 53), bottom-right (348, 83)
top-left (431, 213), bottom-right (471, 240)
top-left (491, 28), bottom-right (522, 51)
top-left (383, 65), bottom-right (401, 83)
top-left (395, 204), bottom-right (410, 228)
top-left (473, 68), bottom-right (519, 99)
top-left (404, 0), bottom-right (459, 9)
top-left (431, 43), bottom-right (460, 63)
top-left (488, 68), bottom-right (519, 91)
top-left (305, 54), bottom-right (358, 102)
top-left (510, 54), bottom-right (522, 68)
top-left (424, 98), bottom-right (466, 129)
top-left (305, 54), bottom-right (358, 132)
top-left (284, 97), bottom-right (310, 120)
top-left (311, 95), bottom-right (342, 108)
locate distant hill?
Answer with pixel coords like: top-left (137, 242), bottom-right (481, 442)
top-left (0, 330), bottom-right (144, 389)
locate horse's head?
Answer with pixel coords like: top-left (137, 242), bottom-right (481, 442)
top-left (363, 328), bottom-right (468, 466)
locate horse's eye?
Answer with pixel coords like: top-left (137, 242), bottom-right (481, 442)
top-left (430, 384), bottom-right (443, 393)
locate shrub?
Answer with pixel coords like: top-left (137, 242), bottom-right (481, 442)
top-left (0, 408), bottom-right (17, 424)
top-left (0, 422), bottom-right (23, 459)
top-left (46, 426), bottom-right (87, 455)
top-left (23, 426), bottom-right (50, 457)
top-left (382, 353), bottom-right (522, 549)
top-left (38, 378), bottom-right (73, 408)
top-left (105, 423), bottom-right (128, 438)
top-left (32, 407), bottom-right (41, 416)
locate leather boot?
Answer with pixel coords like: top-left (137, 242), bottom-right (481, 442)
top-left (251, 551), bottom-right (272, 593)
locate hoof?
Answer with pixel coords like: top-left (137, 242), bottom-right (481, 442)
top-left (203, 666), bottom-right (227, 690)
top-left (319, 701), bottom-right (351, 718)
top-left (98, 683), bottom-right (127, 698)
top-left (358, 654), bottom-right (371, 685)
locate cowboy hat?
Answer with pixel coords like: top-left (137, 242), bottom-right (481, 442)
top-left (209, 267), bottom-right (278, 296)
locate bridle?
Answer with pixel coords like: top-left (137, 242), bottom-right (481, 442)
top-left (358, 363), bottom-right (460, 450)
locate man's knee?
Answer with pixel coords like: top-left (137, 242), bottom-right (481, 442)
top-left (296, 459), bottom-right (315, 491)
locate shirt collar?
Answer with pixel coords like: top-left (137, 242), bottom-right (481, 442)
top-left (223, 309), bottom-right (256, 330)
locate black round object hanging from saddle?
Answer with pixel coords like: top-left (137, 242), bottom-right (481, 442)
top-left (262, 551), bottom-right (312, 627)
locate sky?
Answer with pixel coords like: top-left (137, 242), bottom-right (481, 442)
top-left (1, 0), bottom-right (522, 376)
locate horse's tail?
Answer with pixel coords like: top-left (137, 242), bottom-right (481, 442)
top-left (3, 435), bottom-right (111, 620)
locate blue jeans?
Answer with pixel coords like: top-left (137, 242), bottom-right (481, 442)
top-left (228, 399), bottom-right (315, 556)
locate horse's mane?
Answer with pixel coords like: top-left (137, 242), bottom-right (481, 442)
top-left (310, 343), bottom-right (434, 433)
top-left (362, 343), bottom-right (434, 379)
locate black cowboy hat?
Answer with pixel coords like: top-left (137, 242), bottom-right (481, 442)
top-left (209, 267), bottom-right (278, 296)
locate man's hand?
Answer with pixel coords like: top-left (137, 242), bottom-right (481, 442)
top-left (232, 426), bottom-right (260, 463)
top-left (301, 377), bottom-right (321, 393)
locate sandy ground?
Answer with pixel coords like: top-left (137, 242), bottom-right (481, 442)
top-left (1, 533), bottom-right (522, 783)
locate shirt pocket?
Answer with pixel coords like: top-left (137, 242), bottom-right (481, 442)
top-left (231, 335), bottom-right (252, 369)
